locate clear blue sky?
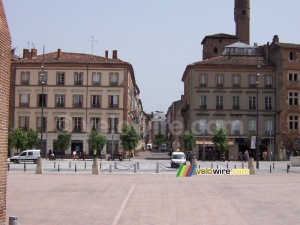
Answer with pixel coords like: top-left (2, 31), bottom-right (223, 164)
top-left (3, 0), bottom-right (300, 113)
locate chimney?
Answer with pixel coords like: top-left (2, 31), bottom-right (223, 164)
top-left (105, 50), bottom-right (108, 58)
top-left (57, 48), bottom-right (61, 59)
top-left (112, 50), bottom-right (117, 59)
top-left (31, 48), bottom-right (37, 58)
top-left (273, 35), bottom-right (279, 43)
top-left (23, 49), bottom-right (29, 59)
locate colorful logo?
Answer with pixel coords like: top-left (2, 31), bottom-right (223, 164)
top-left (176, 165), bottom-right (196, 177)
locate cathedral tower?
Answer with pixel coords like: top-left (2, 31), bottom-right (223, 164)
top-left (234, 0), bottom-right (250, 44)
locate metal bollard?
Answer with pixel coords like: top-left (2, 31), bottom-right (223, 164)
top-left (234, 165), bottom-right (236, 169)
top-left (137, 162), bottom-right (140, 169)
top-left (211, 162), bottom-right (213, 169)
top-left (134, 164), bottom-right (137, 173)
top-left (270, 165), bottom-right (272, 173)
top-left (75, 164), bottom-right (77, 172)
top-left (287, 164), bottom-right (290, 173)
top-left (198, 165), bottom-right (200, 169)
top-left (85, 161), bottom-right (86, 169)
top-left (217, 165), bottom-right (218, 169)
top-left (69, 162), bottom-right (71, 169)
top-left (58, 164), bottom-right (60, 172)
top-left (109, 164), bottom-right (112, 173)
top-left (100, 162), bottom-right (101, 170)
top-left (227, 162), bottom-right (228, 169)
top-left (273, 162), bottom-right (275, 169)
top-left (24, 162), bottom-right (26, 172)
top-left (115, 161), bottom-right (117, 169)
top-left (242, 162), bottom-right (244, 169)
top-left (9, 216), bottom-right (18, 225)
top-left (156, 162), bottom-right (159, 173)
top-left (7, 163), bottom-right (10, 172)
top-left (54, 162), bottom-right (56, 169)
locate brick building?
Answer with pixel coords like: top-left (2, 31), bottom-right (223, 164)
top-left (0, 0), bottom-right (11, 223)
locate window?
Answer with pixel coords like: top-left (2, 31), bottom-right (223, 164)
top-left (199, 96), bottom-right (207, 109)
top-left (109, 117), bottom-right (118, 133)
top-left (249, 75), bottom-right (256, 88)
top-left (214, 47), bottom-right (218, 53)
top-left (265, 119), bottom-right (273, 133)
top-left (216, 74), bottom-right (223, 87)
top-left (265, 97), bottom-right (272, 110)
top-left (74, 72), bottom-right (83, 86)
top-left (37, 117), bottom-right (46, 132)
top-left (21, 72), bottom-right (29, 85)
top-left (249, 97), bottom-right (256, 110)
top-left (110, 73), bottom-right (118, 86)
top-left (199, 119), bottom-right (207, 133)
top-left (56, 94), bottom-right (65, 107)
top-left (57, 72), bottom-right (65, 85)
top-left (249, 119), bottom-right (257, 131)
top-left (233, 75), bottom-right (240, 87)
top-left (19, 116), bottom-right (29, 131)
top-left (216, 119), bottom-right (224, 128)
top-left (56, 117), bottom-right (65, 131)
top-left (38, 94), bottom-right (47, 107)
top-left (265, 75), bottom-right (272, 88)
top-left (289, 92), bottom-right (298, 106)
top-left (39, 72), bottom-right (47, 85)
top-left (289, 115), bottom-right (298, 130)
top-left (109, 95), bottom-right (118, 108)
top-left (91, 95), bottom-right (100, 108)
top-left (232, 120), bottom-right (240, 135)
top-left (92, 72), bottom-right (101, 86)
top-left (20, 94), bottom-right (29, 107)
top-left (290, 52), bottom-right (297, 61)
top-left (233, 96), bottom-right (240, 109)
top-left (91, 118), bottom-right (100, 131)
top-left (73, 95), bottom-right (83, 108)
top-left (288, 73), bottom-right (298, 81)
top-left (73, 117), bottom-right (82, 132)
top-left (199, 74), bottom-right (207, 87)
top-left (216, 96), bottom-right (223, 109)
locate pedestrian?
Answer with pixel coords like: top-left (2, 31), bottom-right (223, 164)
top-left (244, 150), bottom-right (249, 162)
top-left (263, 151), bottom-right (267, 161)
top-left (82, 152), bottom-right (86, 160)
top-left (48, 148), bottom-right (52, 160)
top-left (73, 150), bottom-right (76, 160)
top-left (93, 149), bottom-right (97, 158)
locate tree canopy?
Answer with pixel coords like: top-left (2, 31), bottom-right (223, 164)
top-left (212, 127), bottom-right (230, 152)
top-left (26, 128), bottom-right (38, 149)
top-left (87, 130), bottom-right (107, 152)
top-left (120, 124), bottom-right (140, 160)
top-left (154, 132), bottom-right (165, 145)
top-left (181, 131), bottom-right (196, 151)
top-left (56, 131), bottom-right (72, 152)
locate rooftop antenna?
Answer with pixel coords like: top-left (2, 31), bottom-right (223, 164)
top-left (87, 35), bottom-right (98, 55)
top-left (24, 41), bottom-right (34, 49)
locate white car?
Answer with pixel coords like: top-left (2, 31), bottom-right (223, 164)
top-left (10, 150), bottom-right (41, 164)
top-left (170, 152), bottom-right (186, 168)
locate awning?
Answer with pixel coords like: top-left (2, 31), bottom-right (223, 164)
top-left (196, 140), bottom-right (234, 146)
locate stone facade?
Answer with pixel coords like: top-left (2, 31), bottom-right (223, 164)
top-left (0, 0), bottom-right (11, 223)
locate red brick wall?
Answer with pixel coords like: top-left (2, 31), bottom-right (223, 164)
top-left (0, 0), bottom-right (11, 223)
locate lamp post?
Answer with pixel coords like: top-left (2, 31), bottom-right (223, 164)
top-left (41, 46), bottom-right (45, 158)
top-left (202, 129), bottom-right (205, 161)
top-left (111, 129), bottom-right (114, 161)
top-left (256, 57), bottom-right (260, 169)
top-left (270, 130), bottom-right (272, 161)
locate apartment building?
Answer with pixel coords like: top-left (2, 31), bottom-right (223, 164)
top-left (181, 42), bottom-right (276, 160)
top-left (10, 49), bottom-right (141, 158)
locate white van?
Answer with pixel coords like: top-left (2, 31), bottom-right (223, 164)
top-left (170, 152), bottom-right (186, 168)
top-left (10, 150), bottom-right (41, 164)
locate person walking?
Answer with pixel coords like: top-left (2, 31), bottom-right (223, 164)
top-left (93, 149), bottom-right (97, 159)
top-left (73, 151), bottom-right (76, 160)
top-left (244, 150), bottom-right (249, 162)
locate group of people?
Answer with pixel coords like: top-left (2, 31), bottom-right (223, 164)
top-left (239, 150), bottom-right (268, 161)
top-left (73, 151), bottom-right (86, 160)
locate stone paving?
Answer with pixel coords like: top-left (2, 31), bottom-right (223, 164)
top-left (5, 150), bottom-right (300, 224)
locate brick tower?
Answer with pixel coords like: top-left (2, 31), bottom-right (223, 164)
top-left (234, 0), bottom-right (250, 44)
top-left (0, 0), bottom-right (11, 223)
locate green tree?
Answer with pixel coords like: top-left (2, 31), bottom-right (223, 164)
top-left (26, 128), bottom-right (38, 149)
top-left (212, 127), bottom-right (230, 153)
top-left (8, 127), bottom-right (15, 150)
top-left (120, 124), bottom-right (140, 161)
top-left (181, 131), bottom-right (196, 151)
top-left (12, 128), bottom-right (27, 153)
top-left (87, 130), bottom-right (107, 155)
top-left (56, 131), bottom-right (72, 152)
top-left (154, 132), bottom-right (165, 146)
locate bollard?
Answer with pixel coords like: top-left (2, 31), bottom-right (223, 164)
top-left (217, 165), bottom-right (218, 169)
top-left (7, 163), bottom-right (10, 172)
top-left (134, 164), bottom-right (137, 173)
top-left (85, 161), bottom-right (86, 169)
top-left (9, 216), bottom-right (18, 225)
top-left (270, 165), bottom-right (272, 173)
top-left (226, 162), bottom-right (228, 169)
top-left (234, 165), bottom-right (236, 169)
top-left (137, 162), bottom-right (140, 169)
top-left (58, 164), bottom-right (60, 172)
top-left (54, 162), bottom-right (56, 169)
top-left (24, 162), bottom-right (26, 172)
top-left (115, 161), bottom-right (117, 169)
top-left (109, 164), bottom-right (113, 173)
top-left (273, 162), bottom-right (275, 169)
top-left (242, 162), bottom-right (244, 169)
top-left (69, 162), bottom-right (71, 169)
top-left (100, 162), bottom-right (101, 170)
top-left (156, 162), bottom-right (159, 173)
top-left (198, 165), bottom-right (200, 169)
top-left (75, 164), bottom-right (77, 172)
top-left (287, 164), bottom-right (290, 173)
top-left (211, 162), bottom-right (213, 169)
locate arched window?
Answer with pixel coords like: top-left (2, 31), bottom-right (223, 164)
top-left (214, 47), bottom-right (218, 53)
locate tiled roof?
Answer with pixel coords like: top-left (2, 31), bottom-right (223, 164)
top-left (201, 33), bottom-right (238, 44)
top-left (275, 42), bottom-right (300, 49)
top-left (190, 55), bottom-right (274, 67)
top-left (15, 51), bottom-right (131, 65)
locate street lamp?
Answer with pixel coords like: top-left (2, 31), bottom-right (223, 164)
top-left (111, 128), bottom-right (114, 161)
top-left (256, 58), bottom-right (260, 169)
top-left (41, 46), bottom-right (45, 158)
top-left (202, 128), bottom-right (206, 161)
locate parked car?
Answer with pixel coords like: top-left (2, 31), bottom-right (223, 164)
top-left (160, 143), bottom-right (168, 152)
top-left (170, 152), bottom-right (186, 168)
top-left (10, 150), bottom-right (41, 164)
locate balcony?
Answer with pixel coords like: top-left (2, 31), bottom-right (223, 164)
top-left (110, 81), bottom-right (118, 86)
top-left (92, 127), bottom-right (99, 131)
top-left (92, 103), bottom-right (100, 108)
top-left (216, 83), bottom-right (223, 88)
top-left (110, 104), bottom-right (118, 109)
top-left (21, 80), bottom-right (29, 85)
top-left (200, 83), bottom-right (207, 87)
top-left (20, 126), bottom-right (28, 131)
top-left (265, 84), bottom-right (272, 88)
top-left (233, 130), bottom-right (240, 135)
top-left (37, 127), bottom-right (46, 132)
top-left (57, 81), bottom-right (64, 85)
top-left (216, 104), bottom-right (223, 110)
top-left (56, 102), bottom-right (65, 108)
top-left (233, 105), bottom-right (240, 110)
top-left (93, 81), bottom-right (100, 86)
top-left (56, 126), bottom-right (64, 132)
top-left (233, 84), bottom-right (240, 88)
top-left (20, 102), bottom-right (29, 107)
top-left (74, 103), bottom-right (83, 108)
top-left (249, 84), bottom-right (256, 88)
top-left (73, 127), bottom-right (82, 133)
top-left (74, 80), bottom-right (82, 86)
top-left (265, 105), bottom-right (272, 110)
top-left (38, 102), bottom-right (47, 107)
top-left (249, 105), bottom-right (256, 110)
top-left (199, 105), bottom-right (207, 109)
